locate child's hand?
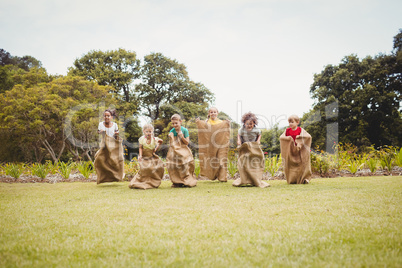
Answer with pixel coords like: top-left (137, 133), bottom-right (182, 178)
top-left (177, 132), bottom-right (184, 139)
top-left (195, 117), bottom-right (200, 122)
top-left (157, 139), bottom-right (163, 144)
top-left (237, 141), bottom-right (241, 146)
top-left (138, 156), bottom-right (143, 161)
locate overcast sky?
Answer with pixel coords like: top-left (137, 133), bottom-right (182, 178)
top-left (1, 0), bottom-right (401, 128)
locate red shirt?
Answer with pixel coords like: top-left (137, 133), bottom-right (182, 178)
top-left (285, 127), bottom-right (301, 143)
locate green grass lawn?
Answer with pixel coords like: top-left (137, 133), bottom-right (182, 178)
top-left (0, 177), bottom-right (401, 267)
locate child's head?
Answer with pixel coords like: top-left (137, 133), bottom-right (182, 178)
top-left (207, 107), bottom-right (219, 120)
top-left (241, 112), bottom-right (258, 130)
top-left (171, 114), bottom-right (182, 130)
top-left (288, 114), bottom-right (300, 129)
top-left (142, 124), bottom-right (154, 137)
top-left (103, 109), bottom-right (116, 122)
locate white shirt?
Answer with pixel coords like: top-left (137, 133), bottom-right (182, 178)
top-left (98, 122), bottom-right (118, 137)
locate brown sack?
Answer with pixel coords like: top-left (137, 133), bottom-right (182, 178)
top-left (197, 120), bottom-right (230, 181)
top-left (233, 142), bottom-right (270, 188)
top-left (94, 134), bottom-right (124, 184)
top-left (279, 128), bottom-right (312, 184)
top-left (166, 133), bottom-right (197, 187)
top-left (129, 148), bottom-right (165, 189)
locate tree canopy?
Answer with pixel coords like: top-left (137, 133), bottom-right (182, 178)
top-left (0, 75), bottom-right (117, 162)
top-left (68, 48), bottom-right (140, 103)
top-left (303, 29), bottom-right (402, 150)
top-left (135, 52), bottom-right (214, 121)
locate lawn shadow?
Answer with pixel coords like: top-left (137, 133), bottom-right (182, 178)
top-left (96, 182), bottom-right (124, 188)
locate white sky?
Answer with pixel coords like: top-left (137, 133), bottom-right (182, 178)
top-left (1, 0), bottom-right (401, 128)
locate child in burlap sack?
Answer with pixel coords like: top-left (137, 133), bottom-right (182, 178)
top-left (166, 114), bottom-right (197, 188)
top-left (280, 114), bottom-right (312, 184)
top-left (128, 124), bottom-right (164, 189)
top-left (233, 112), bottom-right (270, 188)
top-left (196, 107), bottom-right (230, 182)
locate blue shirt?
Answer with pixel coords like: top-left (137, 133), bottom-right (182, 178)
top-left (170, 126), bottom-right (189, 138)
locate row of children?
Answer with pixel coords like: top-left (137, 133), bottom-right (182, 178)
top-left (94, 107), bottom-right (312, 189)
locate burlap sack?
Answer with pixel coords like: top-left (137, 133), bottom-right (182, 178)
top-left (166, 132), bottom-right (197, 187)
top-left (197, 120), bottom-right (230, 181)
top-left (128, 148), bottom-right (164, 189)
top-left (94, 134), bottom-right (124, 184)
top-left (279, 128), bottom-right (312, 184)
top-left (233, 142), bottom-right (270, 188)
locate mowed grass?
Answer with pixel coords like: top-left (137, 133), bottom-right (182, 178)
top-left (0, 177), bottom-right (401, 267)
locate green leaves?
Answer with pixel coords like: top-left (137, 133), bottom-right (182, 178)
top-left (304, 30), bottom-right (402, 150)
top-left (69, 49), bottom-right (140, 102)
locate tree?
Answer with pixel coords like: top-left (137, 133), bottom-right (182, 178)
top-left (68, 48), bottom-right (140, 103)
top-left (304, 30), bottom-right (402, 150)
top-left (260, 124), bottom-right (284, 156)
top-left (0, 76), bottom-right (117, 163)
top-left (135, 53), bottom-right (214, 121)
top-left (0, 49), bottom-right (45, 93)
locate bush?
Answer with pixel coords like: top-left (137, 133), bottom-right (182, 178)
top-left (77, 161), bottom-right (93, 179)
top-left (58, 161), bottom-right (74, 180)
top-left (3, 163), bottom-right (23, 179)
top-left (30, 163), bottom-right (49, 179)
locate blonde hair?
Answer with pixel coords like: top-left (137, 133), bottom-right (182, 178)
top-left (171, 114), bottom-right (182, 121)
top-left (288, 114), bottom-right (300, 123)
top-left (142, 124), bottom-right (154, 132)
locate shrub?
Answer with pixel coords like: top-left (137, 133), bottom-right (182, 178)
top-left (347, 160), bottom-right (362, 174)
top-left (194, 159), bottom-right (201, 177)
top-left (124, 159), bottom-right (140, 177)
top-left (4, 163), bottom-right (23, 179)
top-left (311, 153), bottom-right (330, 175)
top-left (394, 148), bottom-right (402, 167)
top-left (265, 154), bottom-right (281, 177)
top-left (31, 163), bottom-right (49, 179)
top-left (58, 161), bottom-right (74, 180)
top-left (77, 161), bottom-right (93, 179)
top-left (46, 161), bottom-right (59, 175)
top-left (366, 158), bottom-right (378, 173)
top-left (227, 149), bottom-right (238, 178)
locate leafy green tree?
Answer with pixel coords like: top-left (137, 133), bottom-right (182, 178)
top-left (0, 76), bottom-right (116, 163)
top-left (0, 49), bottom-right (46, 93)
top-left (135, 53), bottom-right (214, 121)
top-left (68, 48), bottom-right (140, 103)
top-left (0, 49), bottom-right (13, 66)
top-left (261, 124), bottom-right (284, 156)
top-left (304, 30), bottom-right (402, 150)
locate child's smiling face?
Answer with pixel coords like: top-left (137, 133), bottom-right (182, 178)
top-left (288, 119), bottom-right (299, 130)
top-left (171, 119), bottom-right (182, 131)
top-left (208, 108), bottom-right (218, 120)
top-left (104, 111), bottom-right (112, 123)
top-left (143, 128), bottom-right (153, 138)
top-left (245, 119), bottom-right (255, 131)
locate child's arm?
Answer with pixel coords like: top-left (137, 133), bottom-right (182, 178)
top-left (178, 132), bottom-right (190, 145)
top-left (256, 134), bottom-right (261, 144)
top-left (154, 138), bottom-right (163, 152)
top-left (138, 145), bottom-right (143, 161)
top-left (237, 134), bottom-right (242, 146)
top-left (98, 122), bottom-right (105, 134)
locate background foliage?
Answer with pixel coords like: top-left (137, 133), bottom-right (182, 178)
top-left (1, 30), bottom-right (401, 162)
